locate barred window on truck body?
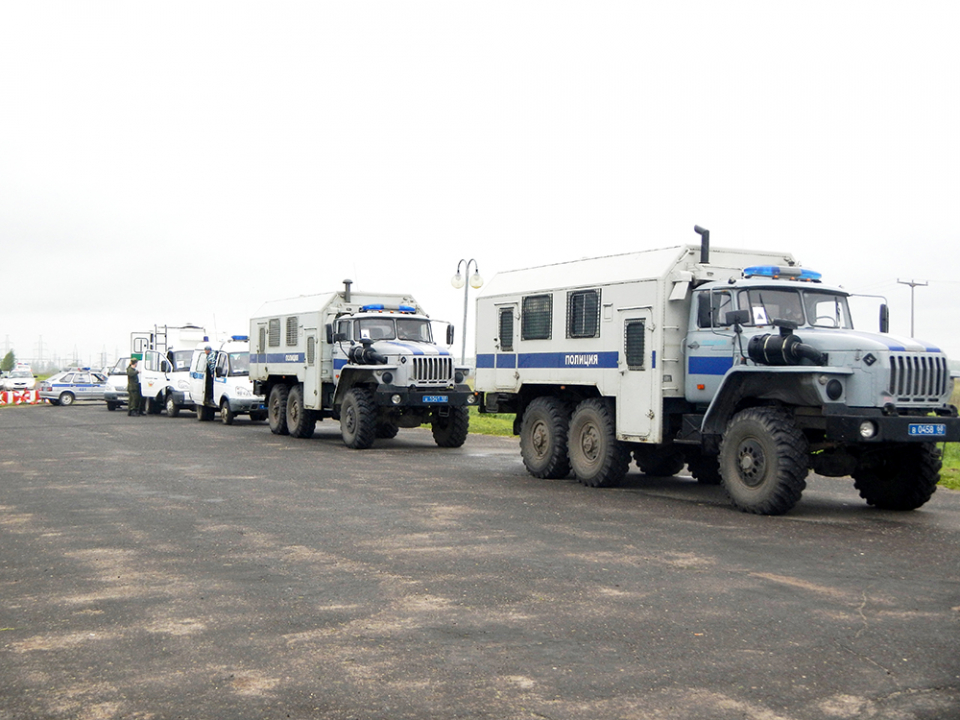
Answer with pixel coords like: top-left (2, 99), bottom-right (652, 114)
top-left (258, 327), bottom-right (266, 353)
top-left (286, 316), bottom-right (298, 346)
top-left (567, 289), bottom-right (601, 338)
top-left (522, 294), bottom-right (553, 340)
top-left (499, 308), bottom-right (514, 351)
top-left (307, 336), bottom-right (316, 365)
top-left (625, 320), bottom-right (645, 369)
top-left (268, 319), bottom-right (281, 347)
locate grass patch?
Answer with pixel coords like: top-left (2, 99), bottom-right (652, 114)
top-left (468, 407), bottom-right (514, 437)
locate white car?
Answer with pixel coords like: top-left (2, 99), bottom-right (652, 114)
top-left (2, 369), bottom-right (37, 391)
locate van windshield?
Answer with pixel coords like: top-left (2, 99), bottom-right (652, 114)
top-left (227, 352), bottom-right (249, 376)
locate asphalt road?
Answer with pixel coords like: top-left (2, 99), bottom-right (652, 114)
top-left (1, 404), bottom-right (958, 720)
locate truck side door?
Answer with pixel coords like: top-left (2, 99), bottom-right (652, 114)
top-left (493, 304), bottom-right (519, 390)
top-left (684, 289), bottom-right (737, 403)
top-left (617, 310), bottom-right (654, 439)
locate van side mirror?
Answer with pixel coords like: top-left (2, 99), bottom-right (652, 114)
top-left (879, 304), bottom-right (890, 334)
top-left (446, 325), bottom-right (455, 345)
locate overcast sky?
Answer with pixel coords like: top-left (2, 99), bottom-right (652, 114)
top-left (2, 1), bottom-right (958, 368)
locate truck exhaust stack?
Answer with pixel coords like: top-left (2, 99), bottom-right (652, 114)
top-left (694, 225), bottom-right (710, 263)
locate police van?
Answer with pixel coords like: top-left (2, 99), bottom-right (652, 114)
top-left (189, 336), bottom-right (266, 424)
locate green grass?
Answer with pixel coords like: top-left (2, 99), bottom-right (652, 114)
top-left (468, 407), bottom-right (514, 436)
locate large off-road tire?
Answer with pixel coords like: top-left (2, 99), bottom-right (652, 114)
top-left (268, 384), bottom-right (290, 435)
top-left (568, 398), bottom-right (630, 488)
top-left (719, 406), bottom-right (808, 515)
top-left (633, 445), bottom-right (685, 477)
top-left (432, 406), bottom-right (470, 448)
top-left (285, 384), bottom-right (317, 438)
top-left (685, 449), bottom-right (723, 485)
top-left (59, 392), bottom-right (75, 406)
top-left (340, 388), bottom-right (376, 449)
top-left (519, 396), bottom-right (571, 479)
top-left (165, 393), bottom-right (180, 418)
top-left (852, 443), bottom-right (940, 511)
top-left (376, 421), bottom-right (400, 439)
top-left (220, 399), bottom-right (235, 425)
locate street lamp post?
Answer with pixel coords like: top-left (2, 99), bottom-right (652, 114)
top-left (897, 278), bottom-right (928, 337)
top-left (451, 259), bottom-right (482, 364)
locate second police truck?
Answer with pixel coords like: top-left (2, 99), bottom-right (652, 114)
top-left (249, 282), bottom-right (478, 449)
top-left (475, 227), bottom-right (959, 515)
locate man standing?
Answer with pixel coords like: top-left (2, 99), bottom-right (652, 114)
top-left (126, 357), bottom-right (142, 416)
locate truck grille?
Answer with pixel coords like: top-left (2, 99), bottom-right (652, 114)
top-left (411, 356), bottom-right (454, 385)
top-left (888, 354), bottom-right (949, 403)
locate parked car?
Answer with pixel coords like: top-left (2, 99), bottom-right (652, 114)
top-left (38, 369), bottom-right (109, 406)
top-left (1, 369), bottom-right (37, 391)
top-left (103, 357), bottom-right (130, 411)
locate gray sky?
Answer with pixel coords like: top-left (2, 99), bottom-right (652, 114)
top-left (2, 1), bottom-right (958, 368)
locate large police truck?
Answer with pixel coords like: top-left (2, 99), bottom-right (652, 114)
top-left (249, 282), bottom-right (478, 449)
top-left (475, 227), bottom-right (959, 515)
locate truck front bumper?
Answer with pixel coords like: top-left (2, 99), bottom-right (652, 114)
top-left (372, 384), bottom-right (480, 408)
top-left (824, 405), bottom-right (960, 443)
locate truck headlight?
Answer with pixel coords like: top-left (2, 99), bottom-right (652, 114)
top-left (859, 421), bottom-right (877, 439)
top-left (391, 394), bottom-right (402, 405)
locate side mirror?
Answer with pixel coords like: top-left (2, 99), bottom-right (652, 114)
top-left (879, 304), bottom-right (890, 334)
top-left (446, 325), bottom-right (455, 345)
top-left (325, 324), bottom-right (334, 344)
top-left (215, 365), bottom-right (227, 377)
top-left (725, 309), bottom-right (750, 327)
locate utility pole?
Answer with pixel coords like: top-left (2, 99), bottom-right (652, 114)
top-left (897, 278), bottom-right (928, 337)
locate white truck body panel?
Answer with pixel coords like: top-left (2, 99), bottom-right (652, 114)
top-left (476, 244), bottom-right (795, 443)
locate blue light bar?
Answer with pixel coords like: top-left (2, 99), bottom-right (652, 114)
top-left (361, 304), bottom-right (385, 311)
top-left (360, 304), bottom-right (418, 313)
top-left (398, 305), bottom-right (417, 313)
top-left (231, 335), bottom-right (249, 342)
top-left (743, 265), bottom-right (822, 282)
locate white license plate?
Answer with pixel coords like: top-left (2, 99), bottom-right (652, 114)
top-left (423, 395), bottom-right (448, 403)
top-left (908, 423), bottom-right (946, 437)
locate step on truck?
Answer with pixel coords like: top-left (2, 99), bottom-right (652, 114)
top-left (475, 226), bottom-right (959, 515)
top-left (249, 281), bottom-right (478, 449)
top-left (130, 324), bottom-right (207, 416)
top-left (189, 336), bottom-right (266, 424)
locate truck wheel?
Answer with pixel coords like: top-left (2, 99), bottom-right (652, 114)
top-left (59, 392), bottom-right (75, 406)
top-left (340, 388), bottom-right (376, 449)
top-left (685, 449), bottom-right (722, 485)
top-left (852, 443), bottom-right (940, 511)
top-left (286, 384), bottom-right (317, 438)
top-left (719, 407), bottom-right (808, 515)
top-left (520, 396), bottom-right (571, 479)
top-left (568, 398), bottom-right (630, 488)
top-left (633, 446), bottom-right (685, 477)
top-left (165, 393), bottom-right (180, 418)
top-left (376, 422), bottom-right (400, 439)
top-left (268, 384), bottom-right (290, 435)
top-left (147, 397), bottom-right (163, 414)
top-left (432, 406), bottom-right (470, 448)
top-left (220, 399), bottom-right (235, 425)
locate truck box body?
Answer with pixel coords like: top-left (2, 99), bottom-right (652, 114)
top-left (476, 244), bottom-right (795, 444)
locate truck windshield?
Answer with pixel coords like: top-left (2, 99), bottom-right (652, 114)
top-left (736, 288), bottom-right (853, 329)
top-left (355, 317), bottom-right (433, 343)
top-left (227, 352), bottom-right (249, 376)
top-left (169, 350), bottom-right (193, 371)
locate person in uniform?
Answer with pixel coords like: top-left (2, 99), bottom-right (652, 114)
top-left (126, 357), bottom-right (143, 416)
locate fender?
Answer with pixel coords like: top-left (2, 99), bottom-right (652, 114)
top-left (333, 365), bottom-right (398, 407)
top-left (701, 365), bottom-right (854, 437)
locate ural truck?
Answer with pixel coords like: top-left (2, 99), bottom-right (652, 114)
top-left (130, 324), bottom-right (207, 415)
top-left (475, 226), bottom-right (959, 515)
top-left (249, 282), bottom-right (478, 449)
top-left (189, 336), bottom-right (266, 424)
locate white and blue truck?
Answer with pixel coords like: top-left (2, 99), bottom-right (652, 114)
top-left (475, 226), bottom-right (959, 515)
top-left (249, 282), bottom-right (478, 449)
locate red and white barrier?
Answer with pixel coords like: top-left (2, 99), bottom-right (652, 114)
top-left (0, 390), bottom-right (41, 405)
